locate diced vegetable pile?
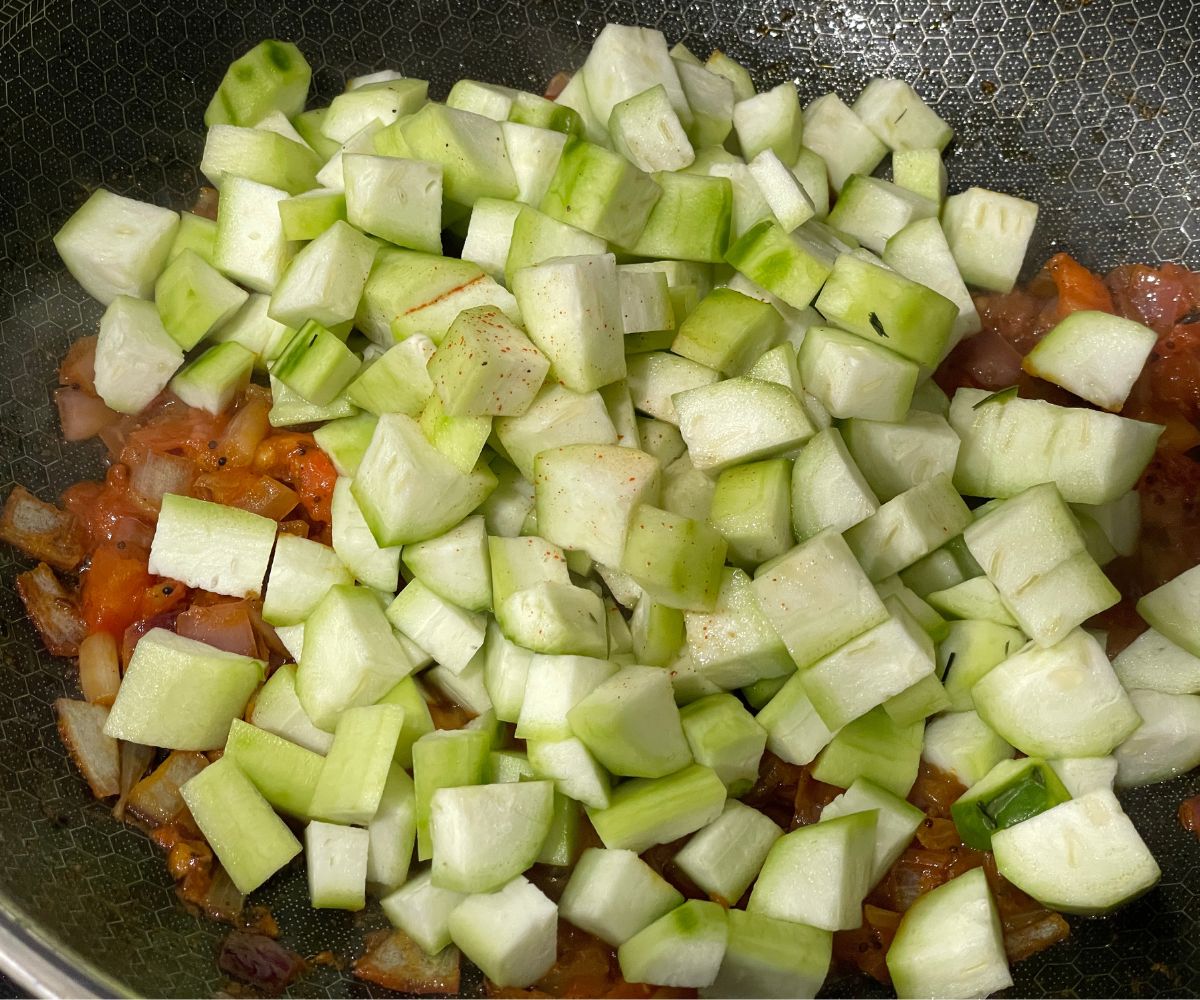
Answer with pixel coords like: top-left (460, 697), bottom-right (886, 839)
top-left (34, 22), bottom-right (1200, 999)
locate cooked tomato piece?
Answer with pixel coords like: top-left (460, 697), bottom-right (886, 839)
top-left (81, 544), bottom-right (154, 637)
top-left (1043, 252), bottom-right (1115, 320)
top-left (287, 446), bottom-right (337, 523)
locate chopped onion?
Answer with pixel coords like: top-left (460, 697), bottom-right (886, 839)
top-left (194, 471), bottom-right (299, 522)
top-left (98, 415), bottom-right (137, 461)
top-left (55, 387), bottom-right (120, 442)
top-left (191, 186), bottom-right (219, 221)
top-left (544, 71), bottom-right (571, 100)
top-left (191, 864), bottom-right (244, 924)
top-left (353, 930), bottom-right (461, 996)
top-left (245, 600), bottom-right (289, 661)
top-left (1180, 794), bottom-right (1200, 837)
top-left (220, 387), bottom-right (272, 469)
top-left (112, 741), bottom-right (156, 821)
top-left (124, 750), bottom-right (207, 830)
top-left (0, 485), bottom-right (86, 571)
top-left (176, 601), bottom-right (259, 657)
top-left (120, 611), bottom-right (178, 667)
top-left (1003, 909), bottom-right (1071, 962)
top-left (127, 447), bottom-right (197, 512)
top-left (54, 698), bottom-right (120, 798)
top-left (219, 931), bottom-right (304, 993)
top-left (78, 631), bottom-right (121, 706)
top-left (16, 562), bottom-right (86, 656)
top-left (58, 335), bottom-right (97, 393)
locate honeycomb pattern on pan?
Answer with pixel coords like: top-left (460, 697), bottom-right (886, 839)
top-left (0, 0), bottom-right (1198, 996)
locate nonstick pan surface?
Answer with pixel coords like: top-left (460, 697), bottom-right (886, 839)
top-left (1, 0), bottom-right (1198, 996)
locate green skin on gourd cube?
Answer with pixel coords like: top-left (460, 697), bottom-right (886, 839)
top-left (509, 91), bottom-right (582, 134)
top-left (399, 102), bottom-right (519, 206)
top-left (224, 718), bottom-right (324, 819)
top-left (684, 567), bottom-right (795, 689)
top-left (427, 305), bottom-right (550, 417)
top-left (617, 899), bottom-right (729, 989)
top-left (155, 248), bottom-right (250, 351)
top-left (347, 338), bottom-right (434, 417)
top-left (630, 597), bottom-right (685, 667)
top-left (671, 287), bottom-right (783, 376)
top-left (205, 40), bottom-right (312, 128)
top-left (307, 703), bottom-right (405, 826)
top-left (271, 319), bottom-right (361, 406)
top-left (279, 190), bottom-right (348, 242)
top-left (376, 676), bottom-right (436, 770)
top-left (504, 205), bottom-right (607, 285)
top-left (705, 908), bottom-right (832, 1000)
top-left (622, 504), bottom-right (727, 613)
top-left (539, 138), bottom-right (662, 246)
top-left (608, 84), bottom-right (695, 174)
top-left (892, 147), bottom-right (948, 204)
top-left (951, 757), bottom-right (1073, 850)
top-left (169, 212), bottom-right (218, 265)
top-left (624, 171), bottom-right (732, 264)
top-left (313, 412), bottom-right (378, 477)
top-left (200, 125), bottom-right (322, 196)
top-left (708, 459), bottom-right (794, 569)
top-left (567, 665), bottom-right (694, 779)
top-left (813, 253), bottom-right (958, 368)
top-left (171, 342), bottom-right (256, 415)
top-left (412, 728), bottom-right (491, 860)
top-left (679, 693), bottom-right (768, 796)
top-left (180, 755), bottom-right (302, 895)
top-left (418, 392), bottom-right (492, 473)
top-left (724, 220), bottom-right (836, 310)
top-left (811, 705), bottom-right (924, 798)
top-left (498, 581), bottom-right (609, 658)
top-left (291, 108), bottom-right (341, 160)
top-left (343, 153), bottom-right (443, 255)
top-left (103, 628), bottom-right (264, 751)
top-left (587, 764), bottom-right (727, 853)
top-left (538, 791), bottom-right (583, 867)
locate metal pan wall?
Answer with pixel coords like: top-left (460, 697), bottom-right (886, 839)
top-left (0, 0), bottom-right (1197, 995)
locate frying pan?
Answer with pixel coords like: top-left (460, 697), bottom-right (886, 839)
top-left (1, 0), bottom-right (1198, 996)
